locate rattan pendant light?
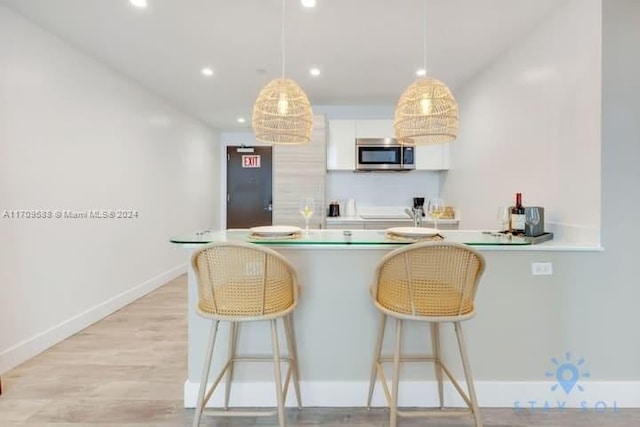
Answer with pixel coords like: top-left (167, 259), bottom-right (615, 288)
top-left (394, 0), bottom-right (459, 145)
top-left (252, 0), bottom-right (313, 144)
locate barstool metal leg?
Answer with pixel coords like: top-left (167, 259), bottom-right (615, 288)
top-left (193, 320), bottom-right (220, 427)
top-left (390, 318), bottom-right (403, 427)
top-left (224, 322), bottom-right (239, 410)
top-left (431, 322), bottom-right (444, 409)
top-left (271, 319), bottom-right (286, 427)
top-left (454, 322), bottom-right (482, 427)
top-left (284, 313), bottom-right (302, 409)
top-left (367, 313), bottom-right (387, 408)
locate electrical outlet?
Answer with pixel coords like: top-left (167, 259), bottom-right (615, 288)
top-left (531, 262), bottom-right (553, 276)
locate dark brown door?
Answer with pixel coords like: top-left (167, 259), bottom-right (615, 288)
top-left (226, 146), bottom-right (273, 228)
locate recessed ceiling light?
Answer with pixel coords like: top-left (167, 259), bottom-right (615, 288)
top-left (416, 68), bottom-right (427, 77)
top-left (309, 67), bottom-right (321, 77)
top-left (201, 67), bottom-right (214, 77)
top-left (237, 117), bottom-right (246, 124)
top-left (129, 0), bottom-right (148, 9)
top-left (301, 0), bottom-right (317, 8)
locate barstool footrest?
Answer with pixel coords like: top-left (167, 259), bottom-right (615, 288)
top-left (203, 409), bottom-right (278, 417)
top-left (379, 355), bottom-right (437, 363)
top-left (231, 355), bottom-right (294, 362)
top-left (397, 408), bottom-right (472, 418)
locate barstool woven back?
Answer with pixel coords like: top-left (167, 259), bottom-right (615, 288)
top-left (374, 241), bottom-right (485, 319)
top-left (192, 242), bottom-right (296, 319)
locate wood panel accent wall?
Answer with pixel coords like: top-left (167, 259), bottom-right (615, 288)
top-left (273, 115), bottom-right (327, 229)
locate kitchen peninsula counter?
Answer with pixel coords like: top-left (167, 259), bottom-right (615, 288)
top-left (171, 228), bottom-right (596, 251)
top-left (171, 227), bottom-right (603, 410)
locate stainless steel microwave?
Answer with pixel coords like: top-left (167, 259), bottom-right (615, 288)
top-left (355, 138), bottom-right (415, 171)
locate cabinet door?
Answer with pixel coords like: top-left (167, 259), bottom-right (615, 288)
top-left (415, 144), bottom-right (447, 170)
top-left (273, 115), bottom-right (327, 229)
top-left (327, 120), bottom-right (356, 170)
top-left (355, 119), bottom-right (395, 138)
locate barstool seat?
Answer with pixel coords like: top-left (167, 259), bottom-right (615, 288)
top-left (366, 241), bottom-right (486, 427)
top-left (191, 241), bottom-right (302, 427)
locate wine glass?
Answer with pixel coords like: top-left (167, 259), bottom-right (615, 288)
top-left (427, 198), bottom-right (445, 230)
top-left (497, 206), bottom-right (510, 233)
top-left (299, 197), bottom-right (315, 235)
top-left (525, 207), bottom-right (540, 236)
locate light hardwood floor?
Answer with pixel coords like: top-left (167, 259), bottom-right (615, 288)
top-left (1, 275), bottom-right (637, 426)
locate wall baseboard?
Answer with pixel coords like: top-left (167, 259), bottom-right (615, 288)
top-left (184, 379), bottom-right (640, 409)
top-left (0, 264), bottom-right (186, 374)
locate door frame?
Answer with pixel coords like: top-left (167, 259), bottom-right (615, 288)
top-left (223, 144), bottom-right (273, 229)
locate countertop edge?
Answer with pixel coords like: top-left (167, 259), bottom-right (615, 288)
top-left (170, 240), bottom-right (604, 252)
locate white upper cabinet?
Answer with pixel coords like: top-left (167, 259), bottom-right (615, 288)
top-left (354, 119), bottom-right (394, 138)
top-left (327, 120), bottom-right (356, 170)
top-left (327, 118), bottom-right (450, 170)
top-left (415, 143), bottom-right (450, 170)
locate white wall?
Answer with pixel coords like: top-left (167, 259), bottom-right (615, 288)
top-left (0, 5), bottom-right (219, 373)
top-left (326, 170), bottom-right (439, 209)
top-left (442, 0), bottom-right (601, 244)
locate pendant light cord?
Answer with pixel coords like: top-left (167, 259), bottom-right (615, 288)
top-left (423, 0), bottom-right (427, 73)
top-left (281, 0), bottom-right (286, 79)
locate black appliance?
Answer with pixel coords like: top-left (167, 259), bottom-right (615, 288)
top-left (328, 201), bottom-right (340, 217)
top-left (412, 197), bottom-right (426, 217)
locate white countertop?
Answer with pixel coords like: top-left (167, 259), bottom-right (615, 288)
top-left (327, 216), bottom-right (459, 223)
top-left (326, 205), bottom-right (459, 223)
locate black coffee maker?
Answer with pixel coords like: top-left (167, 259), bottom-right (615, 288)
top-left (328, 201), bottom-right (340, 217)
top-left (413, 197), bottom-right (425, 217)
top-left (410, 197), bottom-right (426, 227)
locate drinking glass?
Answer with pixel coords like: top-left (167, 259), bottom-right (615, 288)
top-left (299, 197), bottom-right (315, 235)
top-left (525, 207), bottom-right (540, 236)
top-left (427, 198), bottom-right (445, 230)
top-left (497, 206), bottom-right (510, 232)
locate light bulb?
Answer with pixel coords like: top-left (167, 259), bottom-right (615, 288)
top-left (277, 93), bottom-right (289, 115)
top-left (420, 97), bottom-right (432, 115)
top-left (129, 0), bottom-right (148, 8)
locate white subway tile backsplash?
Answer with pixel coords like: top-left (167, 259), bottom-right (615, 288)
top-left (326, 170), bottom-right (440, 208)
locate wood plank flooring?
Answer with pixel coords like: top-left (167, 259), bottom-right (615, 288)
top-left (1, 275), bottom-right (637, 426)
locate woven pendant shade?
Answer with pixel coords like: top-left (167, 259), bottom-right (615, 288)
top-left (252, 78), bottom-right (313, 145)
top-left (394, 77), bottom-right (459, 145)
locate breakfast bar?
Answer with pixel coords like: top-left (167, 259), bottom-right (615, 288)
top-left (171, 229), bottom-right (604, 409)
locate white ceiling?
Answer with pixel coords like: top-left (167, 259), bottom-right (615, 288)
top-left (1, 0), bottom-right (567, 131)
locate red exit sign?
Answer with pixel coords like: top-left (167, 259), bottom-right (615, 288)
top-left (242, 155), bottom-right (261, 168)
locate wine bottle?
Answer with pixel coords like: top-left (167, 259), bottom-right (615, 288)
top-left (510, 193), bottom-right (525, 234)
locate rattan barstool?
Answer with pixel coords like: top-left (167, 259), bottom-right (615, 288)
top-left (191, 241), bottom-right (302, 427)
top-left (366, 241), bottom-right (486, 427)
